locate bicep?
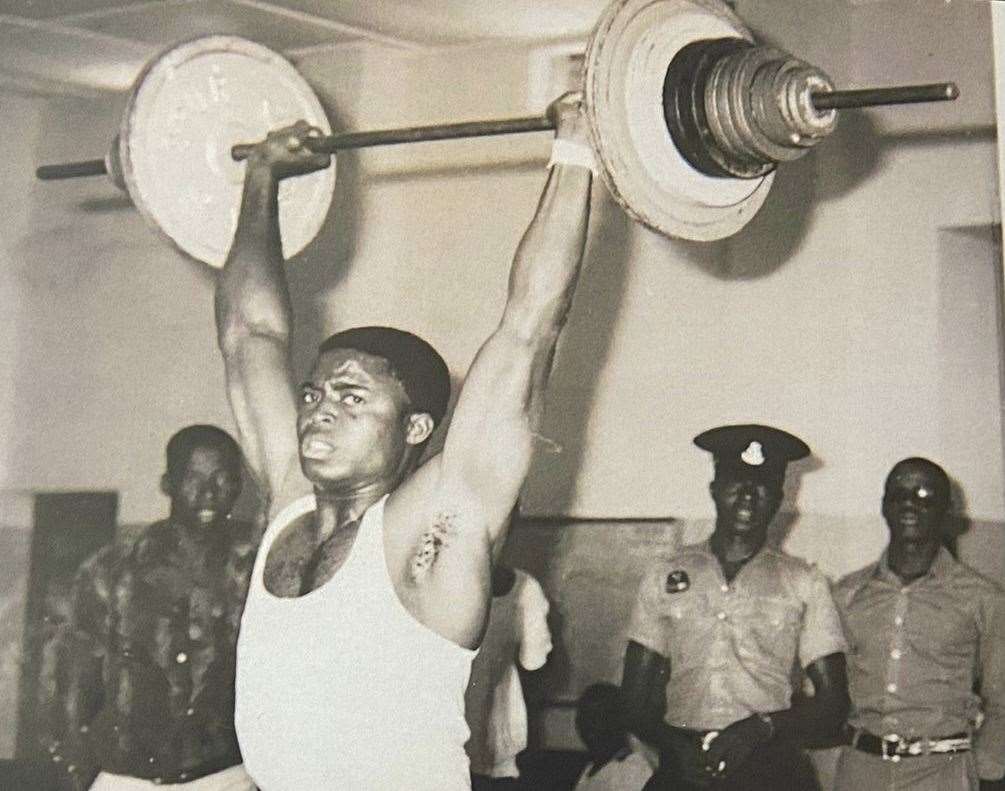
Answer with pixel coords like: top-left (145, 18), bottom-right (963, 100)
top-left (798, 570), bottom-right (849, 668)
top-left (222, 334), bottom-right (300, 498)
top-left (438, 329), bottom-right (539, 530)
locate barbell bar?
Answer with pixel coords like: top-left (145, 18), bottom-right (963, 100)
top-left (227, 80), bottom-right (957, 161)
top-left (33, 0), bottom-right (962, 258)
top-left (37, 82), bottom-right (958, 183)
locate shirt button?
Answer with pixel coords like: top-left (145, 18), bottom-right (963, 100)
top-left (186, 707), bottom-right (195, 716)
top-left (176, 651), bottom-right (188, 664)
top-left (149, 757), bottom-right (156, 764)
top-left (893, 616), bottom-right (903, 626)
top-left (720, 584), bottom-right (729, 593)
top-left (716, 611), bottom-right (727, 620)
top-left (179, 773), bottom-right (188, 781)
top-left (886, 683), bottom-right (897, 693)
top-left (890, 649), bottom-right (902, 660)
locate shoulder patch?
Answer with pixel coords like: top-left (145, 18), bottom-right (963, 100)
top-left (665, 570), bottom-right (690, 593)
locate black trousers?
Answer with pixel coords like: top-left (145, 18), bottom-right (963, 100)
top-left (642, 737), bottom-right (820, 791)
top-left (471, 773), bottom-right (526, 791)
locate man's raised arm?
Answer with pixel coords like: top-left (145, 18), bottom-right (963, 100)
top-left (432, 93), bottom-right (593, 538)
top-left (214, 123), bottom-right (331, 500)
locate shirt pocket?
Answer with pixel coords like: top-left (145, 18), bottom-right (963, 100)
top-left (665, 592), bottom-right (713, 644)
top-left (740, 596), bottom-right (803, 664)
top-left (666, 592), bottom-right (708, 619)
top-left (916, 599), bottom-right (977, 660)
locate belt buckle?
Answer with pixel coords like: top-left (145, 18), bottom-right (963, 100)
top-left (882, 734), bottom-right (904, 762)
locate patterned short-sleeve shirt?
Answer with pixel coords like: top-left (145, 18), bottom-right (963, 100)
top-left (627, 540), bottom-right (847, 730)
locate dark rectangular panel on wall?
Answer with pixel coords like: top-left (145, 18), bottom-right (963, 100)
top-left (14, 492), bottom-right (118, 763)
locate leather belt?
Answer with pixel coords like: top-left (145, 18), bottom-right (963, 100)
top-left (845, 725), bottom-right (971, 761)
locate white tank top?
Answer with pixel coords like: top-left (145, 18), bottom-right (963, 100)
top-left (235, 494), bottom-right (476, 791)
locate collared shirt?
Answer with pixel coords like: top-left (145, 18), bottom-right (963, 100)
top-left (834, 547), bottom-right (1005, 780)
top-left (627, 540), bottom-right (847, 731)
top-left (39, 519), bottom-right (257, 785)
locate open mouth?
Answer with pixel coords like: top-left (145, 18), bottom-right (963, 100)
top-left (301, 435), bottom-right (336, 459)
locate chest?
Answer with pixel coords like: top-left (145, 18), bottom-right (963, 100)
top-left (262, 513), bottom-right (365, 597)
top-left (659, 565), bottom-right (805, 653)
top-left (843, 584), bottom-right (977, 655)
top-left (115, 554), bottom-right (248, 648)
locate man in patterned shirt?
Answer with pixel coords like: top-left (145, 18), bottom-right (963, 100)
top-left (622, 424), bottom-right (849, 790)
top-left (38, 424), bottom-right (258, 791)
top-left (834, 457), bottom-right (1005, 791)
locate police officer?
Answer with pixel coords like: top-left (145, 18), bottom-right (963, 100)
top-left (833, 457), bottom-right (1005, 791)
top-left (622, 424), bottom-right (850, 790)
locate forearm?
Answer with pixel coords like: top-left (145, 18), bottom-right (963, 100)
top-left (762, 689), bottom-right (849, 743)
top-left (501, 164), bottom-right (591, 345)
top-left (627, 710), bottom-right (690, 755)
top-left (216, 163), bottom-right (293, 353)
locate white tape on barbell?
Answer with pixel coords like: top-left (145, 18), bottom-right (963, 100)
top-left (548, 139), bottom-right (599, 175)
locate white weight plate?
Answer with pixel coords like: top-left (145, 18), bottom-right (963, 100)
top-left (584, 0), bottom-right (774, 241)
top-left (120, 36), bottom-right (335, 268)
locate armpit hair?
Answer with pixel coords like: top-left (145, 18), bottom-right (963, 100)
top-left (409, 511), bottom-right (459, 582)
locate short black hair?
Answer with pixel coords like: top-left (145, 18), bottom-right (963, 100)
top-left (317, 326), bottom-right (451, 425)
top-left (165, 424), bottom-right (242, 483)
top-left (884, 457), bottom-right (951, 504)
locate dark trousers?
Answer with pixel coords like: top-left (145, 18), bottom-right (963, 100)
top-left (642, 737), bottom-right (819, 791)
top-left (471, 773), bottom-right (526, 791)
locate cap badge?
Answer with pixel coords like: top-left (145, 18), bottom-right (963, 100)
top-left (665, 570), bottom-right (690, 593)
top-left (741, 441), bottom-right (765, 466)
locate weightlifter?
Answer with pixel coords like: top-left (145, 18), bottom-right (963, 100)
top-left (216, 93), bottom-right (593, 790)
top-left (622, 424), bottom-right (850, 790)
top-left (833, 458), bottom-right (1005, 791)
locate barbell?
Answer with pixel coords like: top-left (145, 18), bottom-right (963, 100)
top-left (36, 0), bottom-right (958, 264)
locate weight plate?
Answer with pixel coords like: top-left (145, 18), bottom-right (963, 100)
top-left (584, 0), bottom-right (774, 241)
top-left (119, 35), bottom-right (335, 268)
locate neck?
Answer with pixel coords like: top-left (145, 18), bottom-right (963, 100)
top-left (887, 538), bottom-right (940, 584)
top-left (171, 519), bottom-right (222, 558)
top-left (314, 481), bottom-right (394, 541)
top-left (710, 529), bottom-right (764, 564)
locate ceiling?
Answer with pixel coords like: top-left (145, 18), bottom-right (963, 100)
top-left (0, 0), bottom-right (608, 96)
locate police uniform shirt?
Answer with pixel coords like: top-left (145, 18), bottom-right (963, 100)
top-left (627, 540), bottom-right (847, 731)
top-left (834, 547), bottom-right (1005, 781)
